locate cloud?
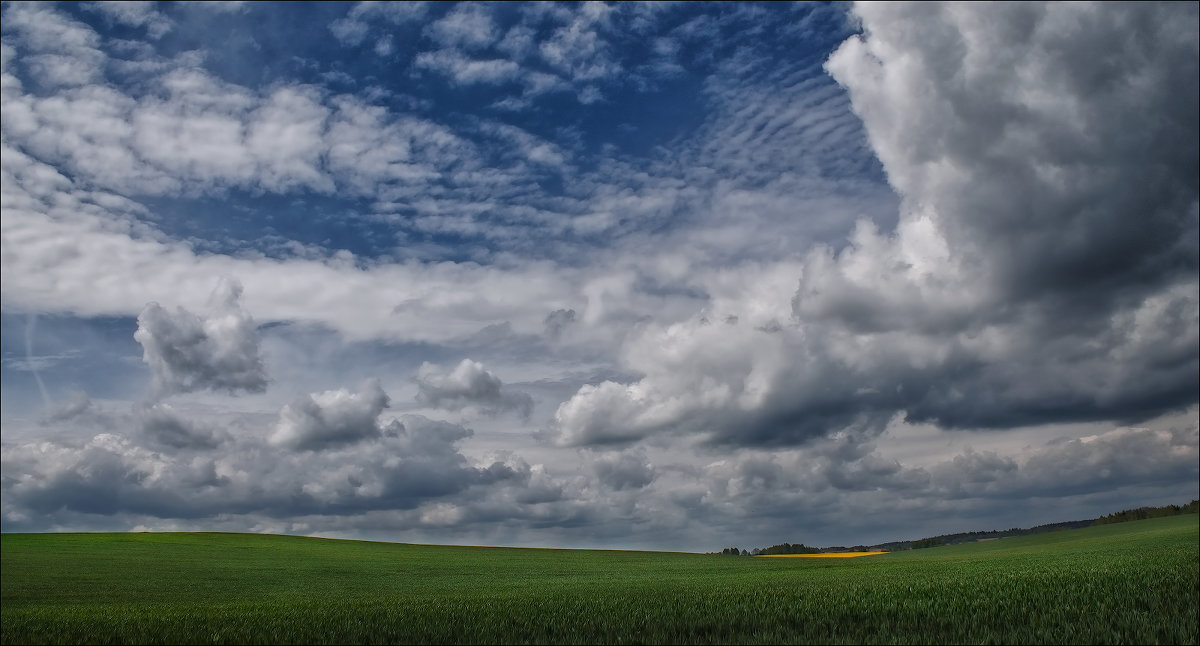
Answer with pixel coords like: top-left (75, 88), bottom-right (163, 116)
top-left (926, 424), bottom-right (1200, 502)
top-left (3, 3), bottom-right (106, 88)
top-left (329, 2), bottom-right (429, 47)
top-left (413, 49), bottom-right (522, 86)
top-left (85, 2), bottom-right (173, 39)
top-left (134, 278), bottom-right (268, 397)
top-left (592, 450), bottom-right (655, 490)
top-left (415, 359), bottom-right (533, 419)
top-left (542, 308), bottom-right (576, 341)
top-left (0, 139), bottom-right (578, 344)
top-left (138, 403), bottom-right (224, 450)
top-left (547, 1), bottom-right (1199, 449)
top-left (41, 391), bottom-right (95, 425)
top-left (424, 3), bottom-right (499, 51)
top-left (268, 379), bottom-right (392, 451)
top-left (842, 3), bottom-right (1194, 294)
top-left (538, 2), bottom-right (618, 85)
top-left (1, 400), bottom-right (538, 529)
top-left (548, 266), bottom-right (880, 448)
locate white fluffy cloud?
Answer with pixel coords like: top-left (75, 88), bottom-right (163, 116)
top-left (3, 3), bottom-right (106, 88)
top-left (134, 279), bottom-right (267, 397)
top-left (425, 3), bottom-right (499, 51)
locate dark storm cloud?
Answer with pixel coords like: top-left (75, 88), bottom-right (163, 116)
top-left (134, 279), bottom-right (267, 397)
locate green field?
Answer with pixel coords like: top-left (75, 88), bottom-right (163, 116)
top-left (2, 515), bottom-right (1197, 644)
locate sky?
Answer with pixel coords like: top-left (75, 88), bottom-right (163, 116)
top-left (1, 1), bottom-right (1197, 553)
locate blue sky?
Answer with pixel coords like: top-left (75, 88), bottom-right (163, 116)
top-left (1, 1), bottom-right (1197, 551)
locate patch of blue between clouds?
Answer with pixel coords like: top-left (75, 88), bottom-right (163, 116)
top-left (23, 2), bottom-right (869, 265)
top-left (0, 314), bottom-right (146, 415)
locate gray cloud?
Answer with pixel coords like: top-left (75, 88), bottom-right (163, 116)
top-left (415, 359), bottom-right (533, 419)
top-left (689, 416), bottom-right (1197, 546)
top-left (592, 450), bottom-right (655, 490)
top-left (2, 400), bottom-right (1194, 551)
top-left (827, 2), bottom-right (1198, 308)
top-left (134, 279), bottom-right (267, 397)
top-left (138, 403), bottom-right (224, 450)
top-left (811, 1), bottom-right (1199, 427)
top-left (548, 1), bottom-right (1199, 449)
top-left (542, 308), bottom-right (576, 342)
top-left (268, 379), bottom-right (391, 451)
top-left (1, 406), bottom-right (528, 524)
top-left (40, 390), bottom-right (94, 425)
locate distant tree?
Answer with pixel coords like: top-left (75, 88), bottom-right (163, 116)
top-left (1094, 500), bottom-right (1199, 525)
top-left (911, 537), bottom-right (945, 549)
top-left (758, 542), bottom-right (821, 555)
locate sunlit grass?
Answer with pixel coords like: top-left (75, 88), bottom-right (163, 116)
top-left (3, 515), bottom-right (1196, 644)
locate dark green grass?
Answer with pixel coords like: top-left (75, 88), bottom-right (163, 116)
top-left (3, 515), bottom-right (1196, 644)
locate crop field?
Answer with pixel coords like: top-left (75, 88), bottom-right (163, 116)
top-left (2, 515), bottom-right (1196, 644)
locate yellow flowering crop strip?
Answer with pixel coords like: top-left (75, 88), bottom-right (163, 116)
top-left (757, 551), bottom-right (886, 558)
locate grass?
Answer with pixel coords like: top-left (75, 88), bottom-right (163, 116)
top-left (2, 515), bottom-right (1197, 644)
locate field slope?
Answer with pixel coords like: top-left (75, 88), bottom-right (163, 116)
top-left (3, 515), bottom-right (1197, 644)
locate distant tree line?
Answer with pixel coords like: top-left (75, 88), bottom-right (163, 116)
top-left (716, 500), bottom-right (1198, 555)
top-left (754, 542), bottom-right (821, 555)
top-left (873, 519), bottom-right (1096, 552)
top-left (1093, 500), bottom-right (1198, 525)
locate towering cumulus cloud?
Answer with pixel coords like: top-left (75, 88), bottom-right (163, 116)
top-left (550, 1), bottom-right (1198, 448)
top-left (134, 279), bottom-right (268, 397)
top-left (820, 2), bottom-right (1198, 305)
